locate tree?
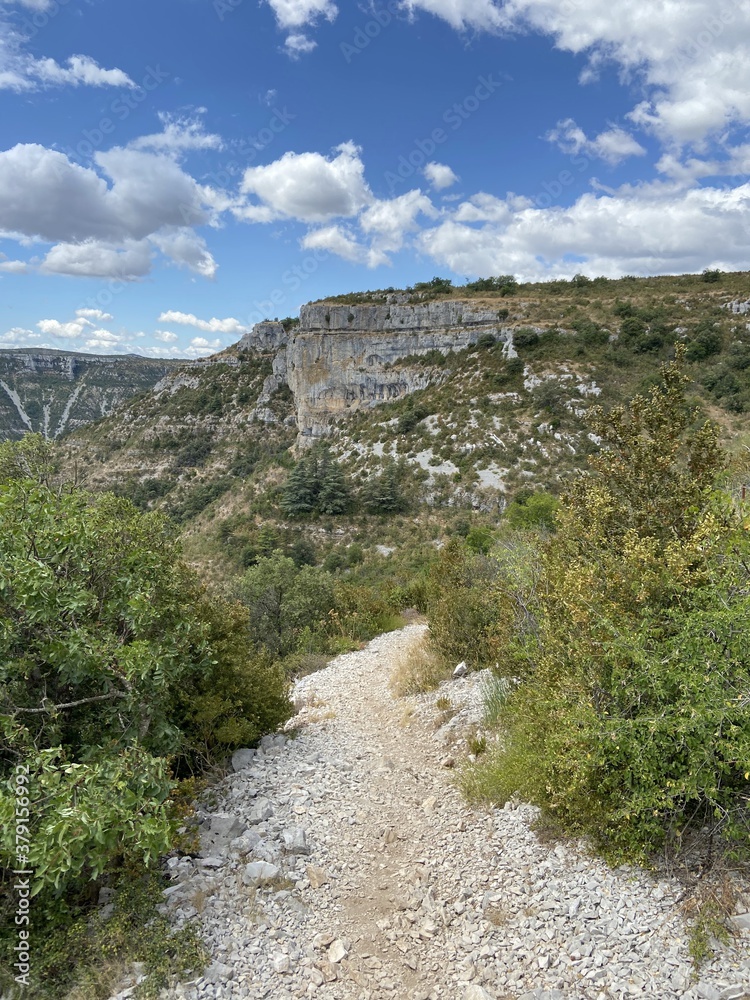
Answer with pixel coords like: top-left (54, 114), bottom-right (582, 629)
top-left (235, 551), bottom-right (335, 656)
top-left (477, 348), bottom-right (750, 862)
top-left (280, 449), bottom-right (350, 517)
top-left (362, 461), bottom-right (409, 513)
top-left (317, 453), bottom-right (351, 515)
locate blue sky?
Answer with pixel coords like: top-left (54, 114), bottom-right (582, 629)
top-left (0, 0), bottom-right (748, 357)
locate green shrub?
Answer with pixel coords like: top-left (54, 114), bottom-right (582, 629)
top-left (471, 350), bottom-right (750, 864)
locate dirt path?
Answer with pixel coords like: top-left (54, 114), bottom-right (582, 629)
top-left (154, 623), bottom-right (750, 1000)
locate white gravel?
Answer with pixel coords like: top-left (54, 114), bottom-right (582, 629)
top-left (121, 624), bottom-right (750, 1000)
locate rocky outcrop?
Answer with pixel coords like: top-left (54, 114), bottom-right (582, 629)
top-left (238, 321), bottom-right (289, 352)
top-left (281, 302), bottom-right (513, 443)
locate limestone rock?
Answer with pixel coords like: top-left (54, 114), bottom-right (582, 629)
top-left (242, 861), bottom-right (279, 886)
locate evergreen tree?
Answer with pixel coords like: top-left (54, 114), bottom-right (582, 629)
top-left (363, 460), bottom-right (408, 513)
top-left (317, 455), bottom-right (350, 514)
top-left (280, 457), bottom-right (316, 516)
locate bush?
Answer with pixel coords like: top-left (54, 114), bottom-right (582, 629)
top-left (504, 490), bottom-right (559, 531)
top-left (0, 459), bottom-right (292, 991)
top-left (471, 349), bottom-right (750, 864)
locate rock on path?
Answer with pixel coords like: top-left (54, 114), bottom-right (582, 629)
top-left (153, 624), bottom-right (750, 1000)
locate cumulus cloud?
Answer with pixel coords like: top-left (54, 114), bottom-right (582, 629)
top-left (360, 190), bottom-right (437, 254)
top-left (265, 0), bottom-right (337, 55)
top-left (76, 308), bottom-right (114, 322)
top-left (423, 162), bottom-right (459, 190)
top-left (189, 336), bottom-right (223, 349)
top-left (547, 119), bottom-right (647, 166)
top-left (400, 0), bottom-right (507, 32)
top-left (0, 258), bottom-right (27, 273)
top-left (149, 229), bottom-right (217, 279)
top-left (154, 330), bottom-right (179, 343)
top-left (238, 142), bottom-right (371, 223)
top-left (301, 225), bottom-right (387, 266)
top-left (0, 143), bottom-right (219, 279)
top-left (0, 326), bottom-right (43, 347)
top-left (417, 179), bottom-right (750, 280)
top-left (158, 311), bottom-right (247, 334)
top-left (38, 317), bottom-right (96, 338)
top-left (284, 34), bottom-right (318, 56)
top-left (40, 241), bottom-right (153, 279)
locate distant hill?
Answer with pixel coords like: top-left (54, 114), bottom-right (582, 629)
top-left (0, 349), bottom-right (181, 441)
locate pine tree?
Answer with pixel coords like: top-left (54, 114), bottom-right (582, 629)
top-left (280, 458), bottom-right (315, 516)
top-left (317, 457), bottom-right (350, 515)
top-left (363, 461), bottom-right (408, 513)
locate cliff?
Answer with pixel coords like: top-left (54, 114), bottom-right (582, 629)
top-left (0, 349), bottom-right (180, 441)
top-left (240, 301), bottom-right (515, 443)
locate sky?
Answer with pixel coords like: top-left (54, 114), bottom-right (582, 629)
top-left (0, 0), bottom-right (749, 358)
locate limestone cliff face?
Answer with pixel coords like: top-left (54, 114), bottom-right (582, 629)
top-left (283, 301), bottom-right (512, 442)
top-left (0, 349), bottom-right (179, 441)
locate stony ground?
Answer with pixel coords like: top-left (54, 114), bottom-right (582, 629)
top-left (137, 624), bottom-right (749, 1000)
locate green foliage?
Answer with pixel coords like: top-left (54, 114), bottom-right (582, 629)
top-left (465, 275), bottom-right (517, 296)
top-left (0, 863), bottom-right (207, 1000)
top-left (361, 460), bottom-right (409, 514)
top-left (0, 458), bottom-right (292, 936)
top-left (472, 350), bottom-right (750, 864)
top-left (427, 539), bottom-right (503, 668)
top-left (234, 551), bottom-right (336, 657)
top-left (411, 276), bottom-right (453, 296)
top-left (504, 490), bottom-right (559, 531)
top-left (702, 268), bottom-right (723, 283)
top-left (280, 449), bottom-right (351, 517)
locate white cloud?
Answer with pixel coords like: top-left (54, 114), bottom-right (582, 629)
top-left (547, 119), bottom-right (646, 166)
top-left (38, 317), bottom-right (95, 338)
top-left (401, 0), bottom-right (507, 31)
top-left (301, 225), bottom-right (386, 266)
top-left (265, 0), bottom-right (337, 55)
top-left (154, 330), bottom-right (179, 343)
top-left (0, 258), bottom-right (27, 273)
top-left (129, 113), bottom-right (224, 155)
top-left (238, 141), bottom-right (371, 223)
top-left (32, 55), bottom-right (135, 90)
top-left (360, 190), bottom-right (437, 254)
top-left (284, 33), bottom-right (318, 56)
top-left (40, 241), bottom-right (153, 279)
top-left (502, 0), bottom-right (750, 147)
top-left (76, 308), bottom-right (114, 322)
top-left (417, 179), bottom-right (750, 280)
top-left (0, 143), bottom-right (219, 279)
top-left (0, 18), bottom-right (135, 93)
top-left (189, 336), bottom-right (223, 349)
top-left (266, 0), bottom-right (337, 29)
top-left (158, 311), bottom-right (247, 334)
top-left (0, 326), bottom-right (43, 347)
top-left (149, 229), bottom-right (217, 279)
top-left (423, 162), bottom-right (459, 190)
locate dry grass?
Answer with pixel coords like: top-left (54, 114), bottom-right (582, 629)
top-left (389, 633), bottom-right (452, 697)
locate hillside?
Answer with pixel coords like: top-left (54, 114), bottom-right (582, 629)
top-left (0, 348), bottom-right (180, 441)
top-left (61, 270), bottom-right (750, 580)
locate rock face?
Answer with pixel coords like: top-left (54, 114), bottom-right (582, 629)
top-left (237, 321), bottom-right (289, 352)
top-left (273, 301), bottom-right (513, 443)
top-left (0, 349), bottom-right (179, 441)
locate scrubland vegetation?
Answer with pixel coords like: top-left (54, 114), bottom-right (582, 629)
top-left (2, 271), bottom-right (750, 992)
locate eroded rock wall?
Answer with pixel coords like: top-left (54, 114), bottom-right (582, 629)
top-left (283, 302), bottom-right (512, 442)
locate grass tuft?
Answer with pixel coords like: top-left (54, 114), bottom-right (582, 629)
top-left (389, 633), bottom-right (452, 697)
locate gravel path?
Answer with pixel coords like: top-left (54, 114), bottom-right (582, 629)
top-left (148, 623), bottom-right (750, 1000)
